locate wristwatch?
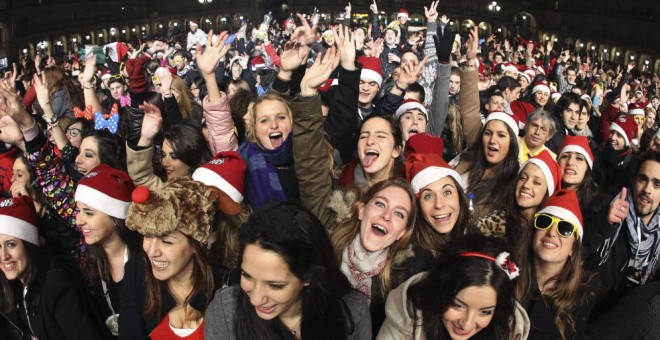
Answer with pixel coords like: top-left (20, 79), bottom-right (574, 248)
top-left (43, 115), bottom-right (58, 124)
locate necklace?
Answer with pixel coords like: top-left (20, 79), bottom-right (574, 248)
top-left (285, 317), bottom-right (302, 337)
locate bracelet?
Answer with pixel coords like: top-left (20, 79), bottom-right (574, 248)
top-left (394, 83), bottom-right (408, 92)
top-left (47, 121), bottom-right (61, 128)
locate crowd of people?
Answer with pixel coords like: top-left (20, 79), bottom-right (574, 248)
top-left (0, 1), bottom-right (659, 339)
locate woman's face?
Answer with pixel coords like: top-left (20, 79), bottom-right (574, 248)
top-left (358, 117), bottom-right (401, 177)
top-left (254, 99), bottom-right (292, 150)
top-left (442, 285), bottom-right (497, 339)
top-left (645, 110), bottom-right (656, 129)
top-left (231, 62), bottom-right (242, 79)
top-left (534, 90), bottom-right (549, 107)
top-left (608, 130), bottom-right (626, 151)
top-left (11, 158), bottom-right (30, 185)
top-left (66, 122), bottom-right (84, 148)
top-left (0, 235), bottom-right (28, 283)
top-left (633, 115), bottom-right (646, 128)
top-left (482, 120), bottom-right (511, 166)
top-left (190, 83), bottom-right (200, 99)
top-left (240, 243), bottom-right (305, 321)
top-left (533, 217), bottom-right (575, 266)
top-left (358, 186), bottom-right (412, 252)
top-left (161, 139), bottom-right (191, 180)
top-left (419, 177), bottom-right (461, 234)
top-left (75, 137), bottom-right (101, 176)
top-left (75, 202), bottom-right (117, 246)
top-left (557, 152), bottom-right (588, 190)
top-left (518, 76), bottom-right (529, 91)
top-left (227, 83), bottom-right (237, 98)
top-left (143, 231), bottom-right (195, 282)
top-left (515, 163), bottom-right (547, 210)
top-left (399, 109), bottom-right (427, 143)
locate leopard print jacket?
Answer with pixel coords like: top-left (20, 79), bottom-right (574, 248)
top-left (477, 209), bottom-right (507, 238)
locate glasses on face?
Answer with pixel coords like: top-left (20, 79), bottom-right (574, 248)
top-left (151, 75), bottom-right (161, 85)
top-left (109, 74), bottom-right (123, 80)
top-left (534, 213), bottom-right (578, 238)
top-left (172, 58), bottom-right (184, 64)
top-left (66, 127), bottom-right (82, 137)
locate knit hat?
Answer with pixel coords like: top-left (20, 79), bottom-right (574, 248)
top-left (75, 164), bottom-right (135, 219)
top-left (126, 177), bottom-right (217, 244)
top-left (628, 102), bottom-right (646, 116)
top-left (559, 135), bottom-right (594, 169)
top-left (0, 196), bottom-right (39, 245)
top-left (531, 80), bottom-right (550, 95)
top-left (485, 111), bottom-right (520, 137)
top-left (357, 56), bottom-right (383, 87)
top-left (404, 133), bottom-right (443, 158)
top-left (397, 8), bottom-right (409, 18)
top-left (395, 99), bottom-right (428, 121)
top-left (520, 150), bottom-right (562, 196)
top-left (610, 115), bottom-right (638, 147)
top-left (405, 153), bottom-right (464, 194)
top-left (537, 190), bottom-right (583, 241)
top-left (192, 151), bottom-right (247, 215)
top-left (250, 56), bottom-right (266, 71)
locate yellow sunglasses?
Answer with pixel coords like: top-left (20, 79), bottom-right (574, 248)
top-left (533, 213), bottom-right (579, 238)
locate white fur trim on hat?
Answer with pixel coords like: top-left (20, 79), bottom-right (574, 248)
top-left (411, 166), bottom-right (464, 194)
top-left (532, 83), bottom-right (550, 95)
top-left (395, 102), bottom-right (428, 120)
top-left (0, 216), bottom-right (39, 245)
top-left (537, 206), bottom-right (583, 240)
top-left (560, 145), bottom-right (594, 169)
top-left (524, 158), bottom-right (556, 195)
top-left (610, 122), bottom-right (630, 147)
top-left (485, 112), bottom-right (519, 137)
top-left (192, 167), bottom-right (244, 203)
top-left (628, 108), bottom-right (645, 116)
top-left (75, 185), bottom-right (131, 219)
top-left (361, 69), bottom-right (383, 87)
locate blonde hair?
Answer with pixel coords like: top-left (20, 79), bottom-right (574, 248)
top-left (330, 179), bottom-right (417, 298)
top-left (245, 92), bottom-right (293, 145)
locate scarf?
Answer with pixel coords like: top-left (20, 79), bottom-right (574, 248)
top-left (599, 191), bottom-right (660, 286)
top-left (340, 235), bottom-right (389, 301)
top-left (238, 134), bottom-right (293, 209)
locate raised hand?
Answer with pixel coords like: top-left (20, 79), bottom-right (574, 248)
top-left (280, 41), bottom-right (310, 72)
top-left (82, 52), bottom-right (96, 85)
top-left (292, 13), bottom-right (317, 46)
top-left (0, 81), bottom-right (32, 127)
top-left (300, 47), bottom-right (339, 96)
top-left (397, 55), bottom-right (429, 86)
top-left (137, 102), bottom-right (163, 146)
top-left (335, 25), bottom-right (356, 71)
top-left (424, 1), bottom-right (439, 22)
top-left (196, 31), bottom-right (230, 76)
top-left (465, 26), bottom-right (479, 63)
top-left (607, 187), bottom-right (630, 224)
top-left (33, 73), bottom-right (51, 109)
top-left (0, 115), bottom-right (24, 147)
top-left (370, 0), bottom-right (378, 14)
top-left (345, 2), bottom-right (352, 16)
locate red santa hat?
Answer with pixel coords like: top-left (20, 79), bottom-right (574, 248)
top-left (357, 56), bottom-right (383, 87)
top-left (559, 135), bottom-right (594, 169)
top-left (395, 99), bottom-right (428, 121)
top-left (521, 150), bottom-right (562, 196)
top-left (507, 101), bottom-right (535, 131)
top-left (100, 69), bottom-right (112, 80)
top-left (250, 56), bottom-right (266, 71)
top-left (75, 164), bottom-right (135, 219)
top-left (628, 102), bottom-right (646, 116)
top-left (519, 72), bottom-right (531, 84)
top-left (485, 111), bottom-right (520, 137)
top-left (404, 133), bottom-right (444, 158)
top-left (0, 196), bottom-right (39, 245)
top-left (551, 91), bottom-right (562, 103)
top-left (610, 115), bottom-right (638, 147)
top-left (537, 190), bottom-right (584, 241)
top-left (190, 21), bottom-right (199, 27)
top-left (192, 151), bottom-right (247, 215)
top-left (503, 62), bottom-right (519, 75)
top-left (405, 153), bottom-right (464, 194)
top-left (524, 69), bottom-right (536, 80)
top-left (531, 80), bottom-right (551, 96)
top-left (397, 8), bottom-right (409, 18)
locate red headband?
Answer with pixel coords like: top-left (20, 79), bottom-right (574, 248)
top-left (459, 251), bottom-right (520, 280)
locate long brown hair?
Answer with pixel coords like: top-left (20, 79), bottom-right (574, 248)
top-left (143, 236), bottom-right (215, 323)
top-left (171, 75), bottom-right (202, 120)
top-left (43, 66), bottom-right (83, 108)
top-left (515, 234), bottom-right (597, 340)
top-left (329, 179), bottom-right (417, 298)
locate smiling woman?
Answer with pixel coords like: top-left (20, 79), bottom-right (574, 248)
top-left (377, 235), bottom-right (528, 340)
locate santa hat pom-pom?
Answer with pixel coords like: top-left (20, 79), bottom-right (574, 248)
top-left (131, 186), bottom-right (150, 203)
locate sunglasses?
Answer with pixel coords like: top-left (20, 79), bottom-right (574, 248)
top-left (533, 213), bottom-right (578, 238)
top-left (109, 74), bottom-right (123, 80)
top-left (151, 75), bottom-right (161, 85)
top-left (66, 127), bottom-right (82, 137)
top-left (172, 58), bottom-right (184, 64)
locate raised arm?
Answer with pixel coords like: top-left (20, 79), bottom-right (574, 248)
top-left (459, 26), bottom-right (483, 147)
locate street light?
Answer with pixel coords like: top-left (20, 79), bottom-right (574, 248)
top-left (198, 0), bottom-right (212, 3)
top-left (488, 1), bottom-right (501, 12)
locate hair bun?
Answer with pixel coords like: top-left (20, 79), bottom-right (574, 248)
top-left (131, 186), bottom-right (150, 203)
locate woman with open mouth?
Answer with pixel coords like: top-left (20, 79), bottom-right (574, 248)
top-left (452, 111), bottom-right (521, 220)
top-left (513, 190), bottom-right (596, 340)
top-left (204, 202), bottom-right (371, 339)
top-left (121, 177), bottom-right (221, 339)
top-left (378, 235), bottom-right (528, 340)
top-left (0, 196), bottom-right (105, 339)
